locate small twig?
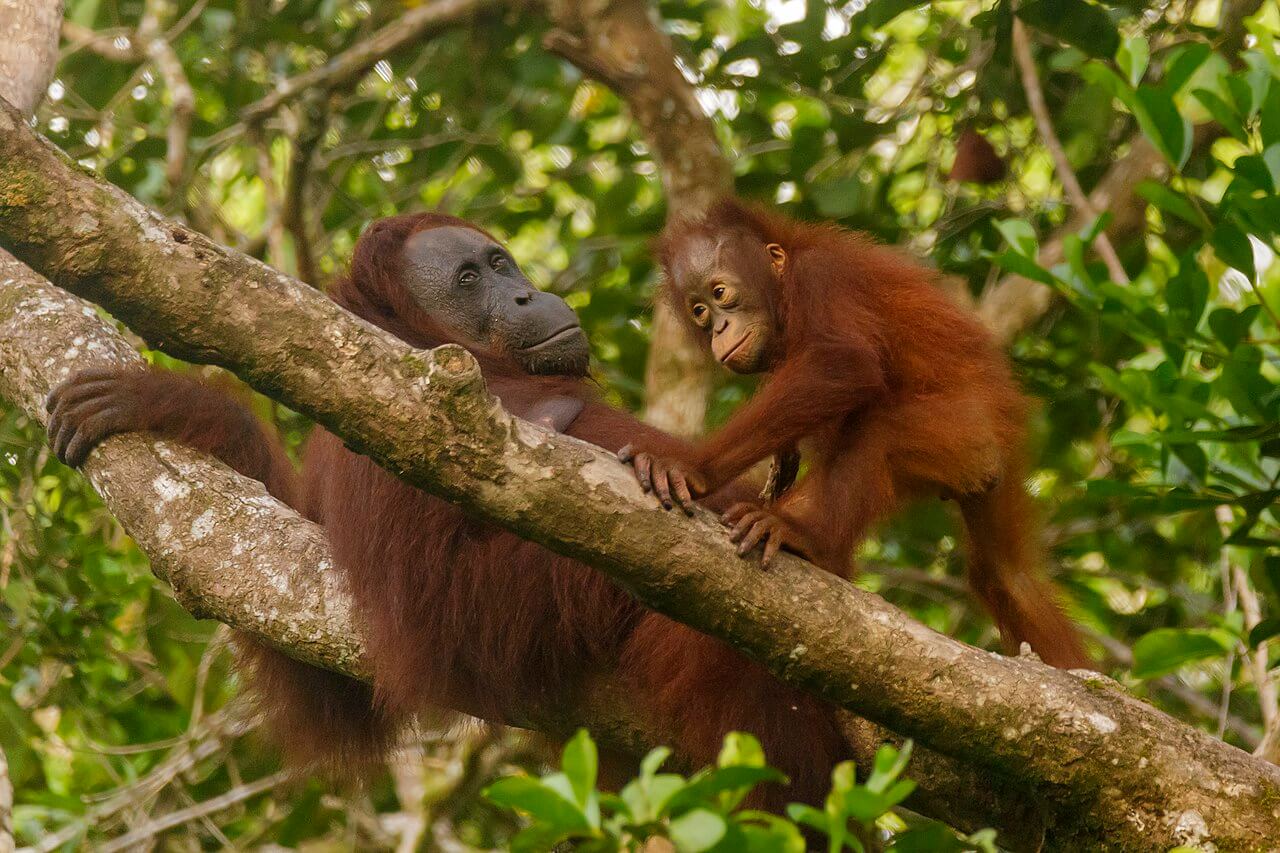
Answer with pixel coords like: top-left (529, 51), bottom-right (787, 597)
top-left (1011, 19), bottom-right (1129, 285)
top-left (241, 0), bottom-right (498, 122)
top-left (95, 771), bottom-right (289, 853)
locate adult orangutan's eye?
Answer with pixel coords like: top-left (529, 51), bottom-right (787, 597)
top-left (490, 254), bottom-right (507, 271)
top-left (458, 269), bottom-right (479, 286)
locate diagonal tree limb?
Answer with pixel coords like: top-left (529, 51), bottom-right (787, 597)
top-left (0, 253), bottom-right (1039, 846)
top-left (1, 101), bottom-right (1278, 850)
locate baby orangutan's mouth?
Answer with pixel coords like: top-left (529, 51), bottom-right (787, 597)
top-left (719, 332), bottom-right (752, 363)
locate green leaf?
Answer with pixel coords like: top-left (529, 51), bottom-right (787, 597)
top-left (784, 803), bottom-right (828, 834)
top-left (1137, 181), bottom-right (1210, 230)
top-left (662, 765), bottom-right (787, 815)
top-left (1135, 86), bottom-right (1193, 169)
top-left (717, 732), bottom-right (766, 768)
top-left (1162, 42), bottom-right (1213, 94)
top-left (851, 0), bottom-right (925, 30)
top-left (1116, 35), bottom-right (1149, 87)
top-left (1249, 618), bottom-right (1280, 648)
top-left (1017, 0), bottom-right (1119, 58)
top-left (1211, 223), bottom-right (1257, 280)
top-left (485, 776), bottom-right (592, 832)
top-left (866, 741), bottom-right (913, 794)
top-left (1165, 261), bottom-right (1209, 332)
top-left (1208, 305), bottom-right (1261, 350)
top-left (562, 729), bottom-right (598, 807)
top-left (889, 823), bottom-right (973, 852)
top-left (1192, 88), bottom-right (1247, 141)
top-left (1132, 628), bottom-right (1235, 678)
top-left (1262, 85), bottom-right (1280, 148)
top-left (993, 218), bottom-right (1038, 258)
top-left (668, 809), bottom-right (727, 852)
top-left (641, 746), bottom-right (673, 779)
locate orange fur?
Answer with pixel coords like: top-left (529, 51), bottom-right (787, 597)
top-left (650, 199), bottom-right (1090, 670)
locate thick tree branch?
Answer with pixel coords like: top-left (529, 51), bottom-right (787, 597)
top-left (0, 0), bottom-right (62, 116)
top-left (0, 254), bottom-right (1036, 845)
top-left (1, 103), bottom-right (1278, 850)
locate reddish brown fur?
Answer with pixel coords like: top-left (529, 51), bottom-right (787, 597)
top-left (61, 212), bottom-right (850, 807)
top-left (648, 199), bottom-right (1090, 669)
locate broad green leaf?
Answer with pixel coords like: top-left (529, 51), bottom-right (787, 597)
top-left (663, 765), bottom-right (787, 815)
top-left (1137, 181), bottom-right (1210, 230)
top-left (484, 776), bottom-right (592, 832)
top-left (641, 746), bottom-right (673, 779)
top-left (717, 732), bottom-right (766, 768)
top-left (1208, 305), bottom-right (1262, 350)
top-left (993, 219), bottom-right (1038, 258)
top-left (1262, 85), bottom-right (1280, 147)
top-left (1162, 42), bottom-right (1213, 94)
top-left (668, 809), bottom-right (727, 852)
top-left (1248, 618), bottom-right (1280, 648)
top-left (1131, 628), bottom-right (1235, 678)
top-left (867, 741), bottom-right (913, 794)
top-left (1017, 0), bottom-right (1119, 58)
top-left (1116, 35), bottom-right (1148, 87)
top-left (1211, 223), bottom-right (1257, 280)
top-left (1135, 86), bottom-right (1193, 169)
top-left (562, 729), bottom-right (598, 807)
top-left (1192, 88), bottom-right (1246, 141)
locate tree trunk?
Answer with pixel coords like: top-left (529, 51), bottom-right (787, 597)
top-left (0, 0), bottom-right (62, 115)
top-left (542, 0), bottom-right (725, 435)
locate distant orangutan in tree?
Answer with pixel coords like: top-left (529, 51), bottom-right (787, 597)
top-left (948, 127), bottom-right (1007, 184)
top-left (621, 198), bottom-right (1090, 670)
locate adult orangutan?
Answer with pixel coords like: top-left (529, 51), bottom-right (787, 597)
top-left (620, 198), bottom-right (1090, 670)
top-left (45, 212), bottom-right (848, 806)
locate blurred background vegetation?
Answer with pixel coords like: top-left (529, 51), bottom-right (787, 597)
top-left (4, 0), bottom-right (1280, 847)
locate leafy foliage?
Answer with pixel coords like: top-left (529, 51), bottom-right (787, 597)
top-left (484, 730), bottom-right (995, 853)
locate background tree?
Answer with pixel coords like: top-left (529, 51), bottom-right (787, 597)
top-left (4, 0), bottom-right (1280, 848)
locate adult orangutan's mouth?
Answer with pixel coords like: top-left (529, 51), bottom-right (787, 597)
top-left (521, 324), bottom-right (582, 351)
top-left (719, 332), bottom-right (751, 363)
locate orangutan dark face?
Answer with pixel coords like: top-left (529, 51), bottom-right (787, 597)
top-left (402, 226), bottom-right (590, 376)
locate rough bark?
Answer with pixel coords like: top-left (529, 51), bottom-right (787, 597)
top-left (541, 0), bottom-right (723, 436)
top-left (0, 102), bottom-right (1278, 850)
top-left (0, 0), bottom-right (62, 116)
top-left (0, 256), bottom-right (1037, 845)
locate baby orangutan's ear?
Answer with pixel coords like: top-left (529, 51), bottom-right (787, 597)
top-left (766, 243), bottom-right (786, 276)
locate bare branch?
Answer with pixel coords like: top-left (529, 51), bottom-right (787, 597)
top-left (978, 0), bottom-right (1264, 343)
top-left (1011, 19), bottom-right (1127, 285)
top-left (240, 0), bottom-right (499, 122)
